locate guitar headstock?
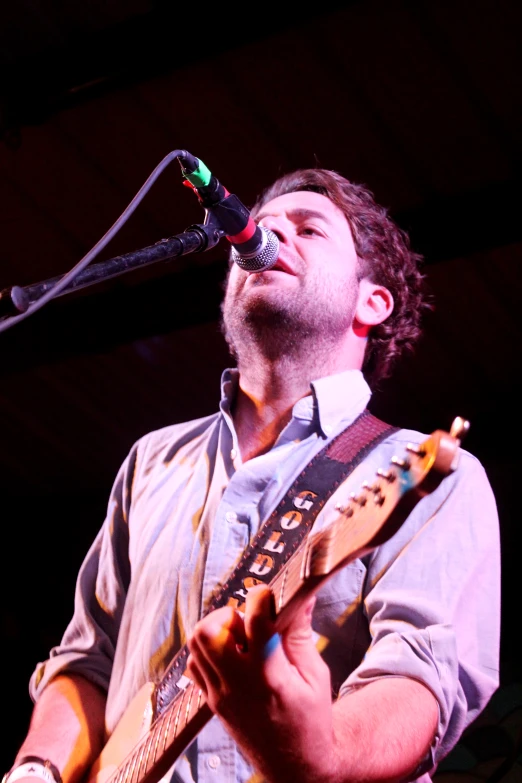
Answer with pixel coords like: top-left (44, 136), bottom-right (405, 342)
top-left (304, 417), bottom-right (470, 578)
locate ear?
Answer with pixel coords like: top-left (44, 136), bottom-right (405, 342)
top-left (354, 278), bottom-right (394, 328)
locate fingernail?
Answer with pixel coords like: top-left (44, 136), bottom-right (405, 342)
top-left (305, 596), bottom-right (316, 620)
top-left (262, 632), bottom-right (281, 660)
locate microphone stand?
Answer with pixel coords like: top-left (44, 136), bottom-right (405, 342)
top-left (0, 219), bottom-right (225, 320)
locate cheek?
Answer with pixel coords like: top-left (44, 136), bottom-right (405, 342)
top-left (329, 249), bottom-right (359, 282)
top-left (225, 265), bottom-right (246, 296)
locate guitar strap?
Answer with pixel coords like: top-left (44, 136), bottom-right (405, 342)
top-left (155, 408), bottom-right (398, 714)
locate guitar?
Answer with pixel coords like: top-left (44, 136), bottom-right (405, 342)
top-left (87, 417), bottom-right (469, 783)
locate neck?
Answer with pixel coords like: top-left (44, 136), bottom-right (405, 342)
top-left (231, 343), bottom-right (362, 461)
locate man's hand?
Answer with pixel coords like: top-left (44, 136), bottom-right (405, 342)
top-left (186, 584), bottom-right (338, 783)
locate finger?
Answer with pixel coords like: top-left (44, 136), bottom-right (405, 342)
top-left (251, 591), bottom-right (320, 682)
top-left (243, 584), bottom-right (277, 655)
top-left (284, 594), bottom-right (316, 641)
top-left (188, 606), bottom-right (247, 683)
top-left (277, 594), bottom-right (334, 695)
top-left (279, 594), bottom-right (318, 666)
top-left (186, 637), bottom-right (219, 695)
top-left (244, 586), bottom-right (317, 654)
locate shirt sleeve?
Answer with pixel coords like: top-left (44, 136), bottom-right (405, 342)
top-left (338, 447), bottom-right (501, 773)
top-left (28, 442), bottom-right (137, 700)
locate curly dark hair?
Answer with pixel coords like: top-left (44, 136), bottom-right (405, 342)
top-left (249, 168), bottom-right (431, 387)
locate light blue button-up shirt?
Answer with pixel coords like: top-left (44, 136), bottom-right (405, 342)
top-left (30, 369), bottom-right (500, 783)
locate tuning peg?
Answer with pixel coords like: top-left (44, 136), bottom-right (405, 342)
top-left (361, 480), bottom-right (381, 494)
top-left (450, 417), bottom-right (470, 442)
top-left (391, 455), bottom-right (411, 470)
top-left (349, 492), bottom-right (367, 506)
top-left (406, 442), bottom-right (426, 457)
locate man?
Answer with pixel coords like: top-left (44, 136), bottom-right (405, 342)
top-left (3, 169), bottom-right (500, 783)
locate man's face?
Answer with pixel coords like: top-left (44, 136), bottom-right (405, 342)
top-left (222, 189), bottom-right (362, 359)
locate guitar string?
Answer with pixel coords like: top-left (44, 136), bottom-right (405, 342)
top-left (131, 717), bottom-right (152, 783)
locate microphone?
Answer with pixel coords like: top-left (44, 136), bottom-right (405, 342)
top-left (178, 151), bottom-right (280, 271)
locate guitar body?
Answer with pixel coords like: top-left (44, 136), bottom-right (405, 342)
top-left (87, 683), bottom-right (156, 783)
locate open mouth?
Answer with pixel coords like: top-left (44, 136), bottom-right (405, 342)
top-left (258, 257), bottom-right (296, 275)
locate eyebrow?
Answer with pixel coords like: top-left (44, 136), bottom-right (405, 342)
top-left (255, 207), bottom-right (335, 225)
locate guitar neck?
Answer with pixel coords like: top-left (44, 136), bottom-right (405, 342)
top-left (107, 681), bottom-right (212, 783)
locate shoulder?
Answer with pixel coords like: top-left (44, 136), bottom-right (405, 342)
top-left (139, 411), bottom-right (220, 457)
top-left (119, 411), bottom-right (221, 480)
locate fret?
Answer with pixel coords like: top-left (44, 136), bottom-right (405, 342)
top-left (184, 683), bottom-right (195, 726)
top-left (288, 545), bottom-right (305, 593)
top-left (139, 719), bottom-right (160, 781)
top-left (271, 544), bottom-right (306, 613)
top-left (160, 696), bottom-right (177, 755)
top-left (126, 746), bottom-right (141, 783)
top-left (146, 713), bottom-right (162, 763)
top-left (113, 759), bottom-right (127, 783)
top-left (133, 733), bottom-right (150, 783)
top-left (171, 688), bottom-right (184, 742)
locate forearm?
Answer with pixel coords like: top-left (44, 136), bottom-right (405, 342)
top-left (14, 674), bottom-right (107, 783)
top-left (327, 677), bottom-right (439, 783)
top-left (242, 676), bottom-right (438, 783)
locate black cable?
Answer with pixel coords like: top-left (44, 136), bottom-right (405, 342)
top-left (0, 149), bottom-right (185, 334)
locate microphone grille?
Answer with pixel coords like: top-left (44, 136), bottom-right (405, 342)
top-left (230, 228), bottom-right (280, 271)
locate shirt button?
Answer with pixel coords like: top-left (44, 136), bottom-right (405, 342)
top-left (225, 510), bottom-right (237, 522)
top-left (230, 448), bottom-right (237, 459)
top-left (208, 755), bottom-right (220, 769)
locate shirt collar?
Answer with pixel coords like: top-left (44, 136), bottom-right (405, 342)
top-left (309, 370), bottom-right (372, 435)
top-left (220, 367), bottom-right (371, 438)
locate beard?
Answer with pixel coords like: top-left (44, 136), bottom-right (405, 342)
top-left (221, 266), bottom-right (359, 364)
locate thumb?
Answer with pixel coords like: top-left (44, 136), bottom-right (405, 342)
top-left (278, 594), bottom-right (318, 668)
top-left (243, 586), bottom-right (322, 679)
top-left (242, 586), bottom-right (317, 663)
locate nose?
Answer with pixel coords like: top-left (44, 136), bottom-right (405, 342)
top-left (258, 215), bottom-right (289, 244)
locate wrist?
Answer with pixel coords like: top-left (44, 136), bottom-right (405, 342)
top-left (2, 758), bottom-right (63, 783)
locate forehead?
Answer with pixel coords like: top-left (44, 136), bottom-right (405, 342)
top-left (255, 190), bottom-right (349, 227)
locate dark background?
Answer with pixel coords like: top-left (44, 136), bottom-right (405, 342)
top-left (1, 0), bottom-right (520, 779)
